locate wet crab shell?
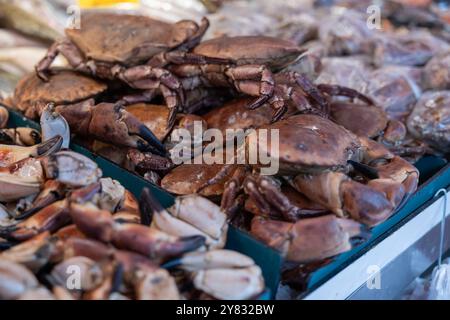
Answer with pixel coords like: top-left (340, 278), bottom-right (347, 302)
top-left (192, 36), bottom-right (304, 71)
top-left (13, 70), bottom-right (107, 114)
top-left (161, 163), bottom-right (235, 197)
top-left (330, 102), bottom-right (388, 139)
top-left (126, 104), bottom-right (205, 142)
top-left (65, 13), bottom-right (201, 65)
top-left (203, 97), bottom-right (273, 135)
top-left (255, 114), bottom-right (360, 175)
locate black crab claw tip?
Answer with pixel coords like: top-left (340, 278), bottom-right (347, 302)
top-left (0, 240), bottom-right (16, 251)
top-left (110, 263), bottom-right (124, 295)
top-left (348, 160), bottom-right (379, 180)
top-left (0, 226), bottom-right (18, 240)
top-left (180, 235), bottom-right (206, 252)
top-left (350, 224), bottom-right (372, 248)
top-left (15, 207), bottom-right (41, 220)
top-left (247, 96), bottom-right (270, 110)
top-left (137, 126), bottom-right (166, 156)
top-left (161, 257), bottom-right (183, 269)
top-left (138, 188), bottom-right (164, 226)
top-left (37, 135), bottom-right (63, 156)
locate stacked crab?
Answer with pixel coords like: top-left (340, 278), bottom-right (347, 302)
top-left (0, 107), bottom-right (265, 300)
top-left (6, 4), bottom-right (445, 295)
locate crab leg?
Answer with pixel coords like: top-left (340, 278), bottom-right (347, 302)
top-left (35, 39), bottom-right (90, 81)
top-left (317, 83), bottom-right (375, 106)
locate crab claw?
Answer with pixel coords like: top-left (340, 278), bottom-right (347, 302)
top-left (0, 259), bottom-right (40, 300)
top-left (140, 189), bottom-right (228, 249)
top-left (56, 102), bottom-right (165, 156)
top-left (16, 180), bottom-right (66, 220)
top-left (40, 105), bottom-right (71, 149)
top-left (251, 215), bottom-right (368, 263)
top-left (0, 105), bottom-right (9, 129)
top-left (163, 250), bottom-right (265, 300)
top-left (0, 128), bottom-right (41, 146)
top-left (90, 103), bottom-right (166, 156)
top-left (0, 135), bottom-right (62, 167)
top-left (68, 193), bottom-right (206, 261)
top-left (42, 151), bottom-right (102, 187)
top-left (0, 232), bottom-right (57, 272)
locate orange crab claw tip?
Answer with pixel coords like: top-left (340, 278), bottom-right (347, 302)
top-left (37, 135), bottom-right (63, 156)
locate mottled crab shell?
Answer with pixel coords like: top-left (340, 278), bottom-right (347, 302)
top-left (161, 163), bottom-right (236, 197)
top-left (256, 114), bottom-right (359, 174)
top-left (330, 102), bottom-right (388, 138)
top-left (193, 36), bottom-right (304, 71)
top-left (204, 97), bottom-right (273, 134)
top-left (65, 13), bottom-right (200, 65)
top-left (14, 70), bottom-right (107, 109)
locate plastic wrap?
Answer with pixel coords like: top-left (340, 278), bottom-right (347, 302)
top-left (423, 51), bottom-right (450, 90)
top-left (315, 56), bottom-right (370, 93)
top-left (373, 29), bottom-right (449, 67)
top-left (367, 65), bottom-right (422, 120)
top-left (407, 91), bottom-right (450, 153)
top-left (318, 8), bottom-right (376, 56)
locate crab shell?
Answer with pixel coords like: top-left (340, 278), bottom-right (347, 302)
top-left (126, 104), bottom-right (206, 142)
top-left (255, 114), bottom-right (360, 175)
top-left (330, 102), bottom-right (389, 139)
top-left (192, 36), bottom-right (303, 71)
top-left (161, 163), bottom-right (238, 197)
top-left (13, 70), bottom-right (107, 118)
top-left (203, 97), bottom-right (273, 135)
top-left (65, 13), bottom-right (203, 65)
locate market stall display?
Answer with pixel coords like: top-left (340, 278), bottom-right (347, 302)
top-left (0, 0), bottom-right (449, 301)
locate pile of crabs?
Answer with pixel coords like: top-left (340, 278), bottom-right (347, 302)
top-left (3, 1), bottom-right (450, 295)
top-left (0, 106), bottom-right (265, 300)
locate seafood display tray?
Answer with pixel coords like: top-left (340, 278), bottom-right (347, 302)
top-left (302, 159), bottom-right (450, 299)
top-left (6, 108), bottom-right (279, 299)
top-left (7, 108), bottom-right (450, 299)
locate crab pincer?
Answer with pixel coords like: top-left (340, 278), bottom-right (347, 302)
top-left (163, 249), bottom-right (265, 300)
top-left (68, 184), bottom-right (205, 261)
top-left (140, 188), bottom-right (228, 249)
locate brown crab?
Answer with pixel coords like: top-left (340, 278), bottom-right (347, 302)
top-left (216, 114), bottom-right (419, 227)
top-left (250, 215), bottom-right (366, 263)
top-left (13, 70), bottom-right (165, 155)
top-left (35, 12), bottom-right (210, 128)
top-left (329, 101), bottom-right (426, 159)
top-left (167, 35), bottom-right (371, 121)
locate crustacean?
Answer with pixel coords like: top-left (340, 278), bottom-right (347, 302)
top-left (164, 249), bottom-right (265, 300)
top-left (0, 135), bottom-right (61, 167)
top-left (167, 35), bottom-right (371, 122)
top-left (13, 70), bottom-right (165, 155)
top-left (67, 183), bottom-right (206, 262)
top-left (140, 188), bottom-right (228, 250)
top-left (329, 100), bottom-right (426, 159)
top-left (35, 12), bottom-right (210, 128)
top-left (0, 149), bottom-right (101, 203)
top-left (0, 127), bottom-right (41, 146)
top-left (215, 114), bottom-right (419, 229)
